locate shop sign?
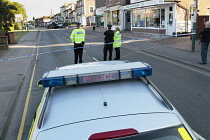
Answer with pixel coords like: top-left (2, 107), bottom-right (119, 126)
top-left (131, 0), bottom-right (145, 3)
top-left (96, 7), bottom-right (106, 15)
top-left (124, 0), bottom-right (164, 10)
top-left (131, 0), bottom-right (164, 4)
top-left (102, 8), bottom-right (110, 12)
top-left (164, 0), bottom-right (178, 1)
top-left (110, 5), bottom-right (121, 11)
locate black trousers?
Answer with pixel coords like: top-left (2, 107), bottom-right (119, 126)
top-left (74, 43), bottom-right (84, 64)
top-left (103, 44), bottom-right (113, 61)
top-left (114, 48), bottom-right (120, 60)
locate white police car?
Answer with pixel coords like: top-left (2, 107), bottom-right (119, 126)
top-left (27, 61), bottom-right (201, 140)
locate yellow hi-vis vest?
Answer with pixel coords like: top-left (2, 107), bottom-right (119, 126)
top-left (113, 31), bottom-right (121, 48)
top-left (70, 28), bottom-right (85, 44)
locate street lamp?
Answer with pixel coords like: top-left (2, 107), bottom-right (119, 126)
top-left (191, 0), bottom-right (198, 52)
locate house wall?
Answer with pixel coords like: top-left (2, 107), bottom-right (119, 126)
top-left (96, 0), bottom-right (106, 8)
top-left (84, 0), bottom-right (95, 17)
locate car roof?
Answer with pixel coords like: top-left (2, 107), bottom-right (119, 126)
top-left (41, 79), bottom-right (173, 131)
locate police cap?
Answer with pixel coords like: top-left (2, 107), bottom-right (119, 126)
top-left (76, 23), bottom-right (81, 26)
top-left (107, 24), bottom-right (112, 28)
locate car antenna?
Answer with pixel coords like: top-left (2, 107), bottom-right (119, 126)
top-left (99, 89), bottom-right (107, 106)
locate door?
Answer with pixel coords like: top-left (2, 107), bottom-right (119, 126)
top-left (125, 11), bottom-right (131, 31)
top-left (166, 6), bottom-right (175, 35)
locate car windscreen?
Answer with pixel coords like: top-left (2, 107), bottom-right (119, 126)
top-left (112, 126), bottom-right (192, 140)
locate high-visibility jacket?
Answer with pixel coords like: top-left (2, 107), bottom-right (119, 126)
top-left (70, 28), bottom-right (85, 44)
top-left (113, 31), bottom-right (121, 48)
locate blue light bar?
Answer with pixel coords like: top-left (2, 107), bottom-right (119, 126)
top-left (133, 66), bottom-right (152, 78)
top-left (42, 76), bottom-right (64, 87)
top-left (38, 62), bottom-right (153, 87)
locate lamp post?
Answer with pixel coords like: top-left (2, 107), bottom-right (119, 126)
top-left (191, 0), bottom-right (198, 52)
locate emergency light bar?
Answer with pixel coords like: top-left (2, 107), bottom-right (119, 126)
top-left (38, 62), bottom-right (152, 87)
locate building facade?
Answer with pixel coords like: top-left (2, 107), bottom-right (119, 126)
top-left (103, 0), bottom-right (128, 30)
top-left (75, 0), bottom-right (96, 26)
top-left (123, 0), bottom-right (210, 35)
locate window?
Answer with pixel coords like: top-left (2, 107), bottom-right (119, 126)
top-left (112, 10), bottom-right (119, 26)
top-left (89, 6), bottom-right (94, 13)
top-left (109, 0), bottom-right (112, 5)
top-left (132, 9), bottom-right (145, 27)
top-left (132, 8), bottom-right (165, 28)
top-left (116, 0), bottom-right (120, 3)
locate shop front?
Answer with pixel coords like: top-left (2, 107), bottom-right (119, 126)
top-left (103, 5), bottom-right (122, 30)
top-left (95, 7), bottom-right (105, 27)
top-left (123, 0), bottom-right (178, 35)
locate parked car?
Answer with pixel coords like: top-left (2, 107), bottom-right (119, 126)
top-left (27, 61), bottom-right (202, 140)
top-left (54, 23), bottom-right (63, 29)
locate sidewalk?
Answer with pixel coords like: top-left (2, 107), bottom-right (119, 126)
top-left (0, 30), bottom-right (38, 139)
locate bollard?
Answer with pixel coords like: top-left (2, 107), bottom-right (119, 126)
top-left (93, 26), bottom-right (95, 31)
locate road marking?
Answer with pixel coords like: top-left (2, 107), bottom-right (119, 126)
top-left (93, 57), bottom-right (99, 62)
top-left (193, 130), bottom-right (206, 140)
top-left (17, 32), bottom-right (41, 140)
top-left (17, 63), bottom-right (37, 140)
top-left (124, 46), bottom-right (210, 77)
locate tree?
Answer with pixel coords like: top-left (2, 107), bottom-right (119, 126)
top-left (0, 0), bottom-right (26, 32)
top-left (12, 2), bottom-right (26, 19)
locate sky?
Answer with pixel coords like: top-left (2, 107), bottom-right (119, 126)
top-left (10, 0), bottom-right (77, 21)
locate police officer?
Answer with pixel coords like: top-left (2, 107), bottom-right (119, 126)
top-left (70, 23), bottom-right (86, 64)
top-left (103, 24), bottom-right (114, 61)
top-left (113, 27), bottom-right (121, 60)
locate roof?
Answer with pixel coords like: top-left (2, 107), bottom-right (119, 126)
top-left (42, 79), bottom-right (173, 131)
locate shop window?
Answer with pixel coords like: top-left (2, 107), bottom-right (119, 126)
top-left (146, 9), bottom-right (161, 28)
top-left (116, 0), bottom-right (120, 3)
top-left (109, 0), bottom-right (112, 5)
top-left (161, 9), bottom-right (165, 28)
top-left (112, 10), bottom-right (119, 26)
top-left (132, 8), bottom-right (165, 28)
top-left (132, 9), bottom-right (145, 27)
top-left (107, 11), bottom-right (112, 24)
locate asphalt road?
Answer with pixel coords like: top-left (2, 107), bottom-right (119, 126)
top-left (4, 28), bottom-right (210, 140)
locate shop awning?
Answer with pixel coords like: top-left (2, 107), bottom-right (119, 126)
top-left (96, 15), bottom-right (103, 17)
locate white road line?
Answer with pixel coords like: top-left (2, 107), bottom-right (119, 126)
top-left (193, 130), bottom-right (206, 140)
top-left (93, 57), bottom-right (98, 62)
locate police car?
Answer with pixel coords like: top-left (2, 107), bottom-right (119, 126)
top-left (27, 61), bottom-right (201, 140)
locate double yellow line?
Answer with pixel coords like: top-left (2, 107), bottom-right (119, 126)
top-left (17, 32), bottom-right (40, 140)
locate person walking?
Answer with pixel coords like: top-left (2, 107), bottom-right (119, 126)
top-left (113, 27), bottom-right (122, 60)
top-left (103, 24), bottom-right (114, 61)
top-left (70, 23), bottom-right (86, 64)
top-left (199, 21), bottom-right (210, 64)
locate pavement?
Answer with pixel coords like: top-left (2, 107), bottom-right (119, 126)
top-left (0, 27), bottom-right (210, 139)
